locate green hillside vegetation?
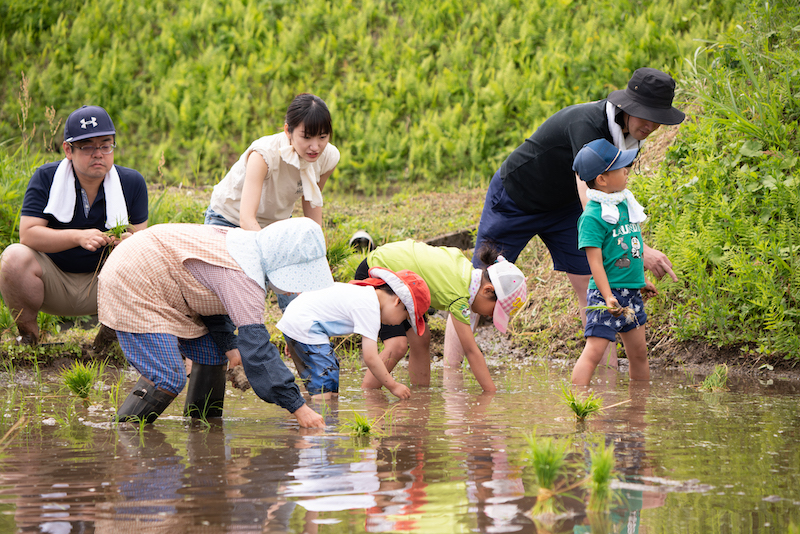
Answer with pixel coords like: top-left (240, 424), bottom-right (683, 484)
top-left (1, 0), bottom-right (799, 366)
top-left (634, 2), bottom-right (800, 357)
top-left (2, 0), bottom-right (738, 189)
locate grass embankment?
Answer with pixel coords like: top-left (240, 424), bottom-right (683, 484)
top-left (1, 2), bottom-right (799, 372)
top-left (2, 0), bottom-right (738, 190)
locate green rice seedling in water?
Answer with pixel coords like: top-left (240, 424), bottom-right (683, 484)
top-left (342, 406), bottom-right (396, 437)
top-left (560, 384), bottom-right (602, 422)
top-left (586, 441), bottom-right (617, 513)
top-left (61, 360), bottom-right (100, 400)
top-left (523, 430), bottom-right (570, 516)
top-left (700, 364), bottom-right (729, 392)
top-left (185, 392), bottom-right (221, 429)
top-left (342, 411), bottom-right (374, 437)
top-left (0, 416), bottom-right (27, 453)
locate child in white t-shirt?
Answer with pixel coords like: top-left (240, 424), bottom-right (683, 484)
top-left (277, 268), bottom-right (431, 400)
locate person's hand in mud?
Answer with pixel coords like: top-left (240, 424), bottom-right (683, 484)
top-left (292, 403), bottom-right (326, 428)
top-left (604, 295), bottom-right (623, 317)
top-left (388, 381), bottom-right (411, 400)
top-left (641, 280), bottom-right (658, 301)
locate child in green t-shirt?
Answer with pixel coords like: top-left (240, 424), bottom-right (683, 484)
top-left (571, 139), bottom-right (658, 385)
top-left (355, 240), bottom-right (527, 392)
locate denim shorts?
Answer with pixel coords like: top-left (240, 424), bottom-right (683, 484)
top-left (584, 288), bottom-right (648, 342)
top-left (203, 207), bottom-right (238, 228)
top-left (284, 336), bottom-right (340, 395)
top-left (472, 171), bottom-right (590, 275)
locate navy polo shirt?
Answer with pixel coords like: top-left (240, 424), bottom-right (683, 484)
top-left (20, 161), bottom-right (148, 273)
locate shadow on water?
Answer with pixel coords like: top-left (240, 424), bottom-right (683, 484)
top-left (0, 357), bottom-right (799, 532)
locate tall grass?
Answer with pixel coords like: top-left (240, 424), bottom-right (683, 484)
top-left (635, 1), bottom-right (800, 358)
top-left (0, 0), bottom-right (741, 190)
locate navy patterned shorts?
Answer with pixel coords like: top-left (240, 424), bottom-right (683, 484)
top-left (584, 288), bottom-right (647, 342)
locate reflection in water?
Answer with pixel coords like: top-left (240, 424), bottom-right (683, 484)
top-left (0, 364), bottom-right (799, 532)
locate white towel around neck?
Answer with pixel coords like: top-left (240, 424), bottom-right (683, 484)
top-left (606, 101), bottom-right (642, 151)
top-left (43, 159), bottom-right (129, 228)
top-left (279, 143), bottom-right (323, 208)
top-left (585, 188), bottom-right (647, 225)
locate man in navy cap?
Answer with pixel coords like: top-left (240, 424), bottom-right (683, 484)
top-left (470, 68), bottom-right (683, 368)
top-left (0, 105), bottom-right (148, 346)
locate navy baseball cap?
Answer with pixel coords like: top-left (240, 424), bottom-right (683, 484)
top-left (63, 105), bottom-right (116, 143)
top-left (573, 139), bottom-right (638, 182)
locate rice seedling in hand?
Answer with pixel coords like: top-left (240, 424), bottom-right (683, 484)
top-left (586, 440), bottom-right (617, 513)
top-left (700, 364), bottom-right (729, 392)
top-left (61, 360), bottom-right (100, 400)
top-left (585, 304), bottom-right (637, 324)
top-left (560, 384), bottom-right (603, 422)
top-left (105, 219), bottom-right (132, 241)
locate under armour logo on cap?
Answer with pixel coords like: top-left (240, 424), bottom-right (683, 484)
top-left (63, 105), bottom-right (116, 142)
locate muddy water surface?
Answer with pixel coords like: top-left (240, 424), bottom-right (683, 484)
top-left (1, 359), bottom-right (799, 533)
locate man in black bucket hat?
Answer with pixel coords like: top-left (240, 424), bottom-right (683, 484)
top-left (0, 105), bottom-right (148, 346)
top-left (471, 68), bottom-right (683, 369)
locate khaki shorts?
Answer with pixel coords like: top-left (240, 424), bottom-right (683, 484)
top-left (32, 250), bottom-right (99, 317)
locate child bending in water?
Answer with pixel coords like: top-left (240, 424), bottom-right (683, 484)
top-left (355, 241), bottom-right (527, 392)
top-left (276, 268), bottom-right (431, 400)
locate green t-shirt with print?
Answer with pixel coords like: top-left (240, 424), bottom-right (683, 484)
top-left (578, 200), bottom-right (646, 290)
top-left (367, 240), bottom-right (473, 325)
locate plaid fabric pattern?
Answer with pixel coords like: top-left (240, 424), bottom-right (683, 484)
top-left (99, 225), bottom-right (243, 337)
top-left (184, 259), bottom-right (265, 326)
top-left (117, 331), bottom-right (226, 394)
top-left (498, 290), bottom-right (525, 318)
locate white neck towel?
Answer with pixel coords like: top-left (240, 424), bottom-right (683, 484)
top-left (605, 101), bottom-right (643, 151)
top-left (585, 188), bottom-right (647, 225)
top-left (43, 159), bottom-right (129, 228)
top-left (279, 143), bottom-right (323, 209)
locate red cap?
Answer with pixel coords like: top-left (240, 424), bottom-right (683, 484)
top-left (351, 267), bottom-right (431, 335)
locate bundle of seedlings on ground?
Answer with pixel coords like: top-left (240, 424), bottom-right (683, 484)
top-left (586, 440), bottom-right (617, 513)
top-left (699, 364), bottom-right (729, 392)
top-left (560, 384), bottom-right (603, 423)
top-left (523, 430), bottom-right (573, 518)
top-left (61, 360), bottom-right (101, 400)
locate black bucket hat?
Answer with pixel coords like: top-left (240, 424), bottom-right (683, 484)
top-left (607, 68), bottom-right (685, 125)
top-left (63, 105), bottom-right (116, 143)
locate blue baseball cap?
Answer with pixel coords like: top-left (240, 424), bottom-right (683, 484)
top-left (63, 105), bottom-right (116, 143)
top-left (573, 139), bottom-right (638, 182)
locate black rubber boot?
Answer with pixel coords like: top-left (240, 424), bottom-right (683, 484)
top-left (184, 363), bottom-right (227, 419)
top-left (115, 377), bottom-right (175, 424)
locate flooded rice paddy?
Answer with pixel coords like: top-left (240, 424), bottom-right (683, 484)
top-left (1, 358), bottom-right (799, 533)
